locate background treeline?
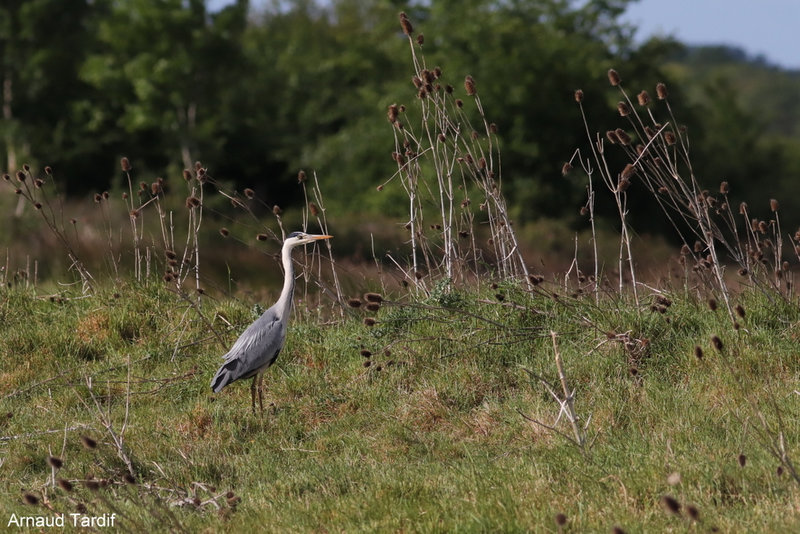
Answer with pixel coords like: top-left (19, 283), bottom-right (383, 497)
top-left (2, 0), bottom-right (799, 235)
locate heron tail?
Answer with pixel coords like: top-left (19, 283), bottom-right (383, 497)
top-left (210, 359), bottom-right (239, 393)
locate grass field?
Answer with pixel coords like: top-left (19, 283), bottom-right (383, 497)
top-left (2, 275), bottom-right (799, 533)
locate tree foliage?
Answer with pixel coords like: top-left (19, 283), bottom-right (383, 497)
top-left (1, 0), bottom-right (798, 232)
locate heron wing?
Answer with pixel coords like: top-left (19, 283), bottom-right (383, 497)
top-left (220, 306), bottom-right (287, 376)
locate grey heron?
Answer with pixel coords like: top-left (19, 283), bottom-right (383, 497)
top-left (210, 231), bottom-right (333, 413)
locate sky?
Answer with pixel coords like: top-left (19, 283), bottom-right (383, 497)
top-left (620, 0), bottom-right (800, 70)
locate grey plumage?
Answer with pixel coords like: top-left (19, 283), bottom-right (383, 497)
top-left (210, 231), bottom-right (332, 413)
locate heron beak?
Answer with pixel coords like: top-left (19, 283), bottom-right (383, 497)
top-left (311, 234), bottom-right (333, 240)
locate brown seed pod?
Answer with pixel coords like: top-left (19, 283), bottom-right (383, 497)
top-left (656, 82), bottom-right (668, 100)
top-left (574, 89), bottom-right (584, 102)
top-left (607, 68), bottom-right (621, 86)
top-left (464, 75), bottom-right (476, 96)
top-left (120, 157), bottom-right (131, 172)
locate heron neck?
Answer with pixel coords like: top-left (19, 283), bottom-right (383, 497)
top-left (276, 241), bottom-right (296, 318)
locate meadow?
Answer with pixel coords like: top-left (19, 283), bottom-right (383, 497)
top-left (3, 12), bottom-right (800, 533)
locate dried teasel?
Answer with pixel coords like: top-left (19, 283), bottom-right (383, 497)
top-left (399, 12), bottom-right (413, 35)
top-left (120, 157), bottom-right (131, 172)
top-left (711, 335), bottom-right (723, 352)
top-left (615, 128), bottom-right (631, 145)
top-left (770, 198), bottom-right (780, 212)
top-left (272, 205), bottom-right (282, 215)
top-left (617, 101), bottom-right (631, 116)
top-left (656, 82), bottom-right (668, 100)
top-left (309, 202), bottom-right (319, 216)
top-left (607, 68), bottom-right (621, 86)
top-left (256, 234), bottom-right (268, 241)
top-left (664, 131), bottom-right (677, 145)
top-left (606, 130), bottom-right (620, 144)
top-left (621, 163), bottom-right (636, 180)
top-left (347, 298), bottom-right (362, 308)
top-left (464, 75), bottom-right (476, 96)
top-left (219, 227), bottom-right (230, 237)
top-left (47, 456), bottom-right (64, 469)
top-left (244, 188), bottom-right (255, 199)
top-left (416, 34), bottom-right (424, 45)
top-left (660, 495), bottom-right (681, 515)
top-left (185, 196), bottom-right (201, 209)
top-left (297, 170), bottom-right (307, 183)
top-left (561, 162), bottom-right (573, 176)
top-left (574, 89), bottom-right (584, 102)
top-left (720, 181), bottom-right (730, 194)
top-left (365, 292), bottom-right (383, 303)
top-left (637, 90), bottom-right (650, 106)
top-left (387, 104), bottom-right (399, 123)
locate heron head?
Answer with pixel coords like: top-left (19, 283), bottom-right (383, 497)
top-left (284, 231), bottom-right (333, 248)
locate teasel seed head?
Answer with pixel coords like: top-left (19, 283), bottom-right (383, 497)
top-left (464, 75), bottom-right (476, 96)
top-left (417, 33), bottom-right (424, 45)
top-left (185, 196), bottom-right (200, 209)
top-left (621, 163), bottom-right (636, 180)
top-left (348, 298), bottom-right (362, 308)
top-left (93, 193), bottom-right (102, 203)
top-left (770, 198), bottom-right (779, 212)
top-left (686, 504), bottom-right (699, 521)
top-left (16, 170), bottom-right (26, 182)
top-left (365, 292), bottom-right (383, 303)
top-left (124, 473), bottom-right (136, 484)
top-left (33, 201), bottom-right (42, 210)
top-left (47, 455), bottom-right (64, 469)
top-left (363, 317), bottom-right (376, 327)
top-left (34, 178), bottom-right (44, 188)
top-left (637, 90), bottom-right (650, 106)
top-left (735, 304), bottom-right (745, 318)
top-left (664, 131), bottom-right (676, 145)
top-left (656, 82), bottom-right (668, 99)
top-left (617, 101), bottom-right (630, 116)
top-left (1, 173), bottom-right (9, 181)
top-left (607, 68), bottom-right (621, 86)
top-left (711, 335), bottom-right (723, 352)
top-left (272, 205), bottom-right (282, 215)
top-left (694, 346), bottom-right (703, 360)
top-left (708, 298), bottom-right (717, 311)
top-left (612, 527), bottom-right (627, 534)
top-left (23, 492), bottom-right (39, 505)
top-left (85, 479), bottom-right (100, 491)
top-left (120, 157), bottom-right (131, 172)
top-left (44, 165), bottom-right (52, 175)
top-left (399, 12), bottom-right (413, 35)
top-left (574, 89), bottom-right (584, 102)
top-left (297, 170), bottom-right (307, 183)
top-left (606, 130), bottom-right (620, 144)
top-left (719, 181), bottom-right (729, 194)
top-left (244, 188), bottom-right (255, 199)
top-left (387, 104), bottom-right (399, 123)
top-left (256, 233), bottom-right (268, 241)
top-left (561, 162), bottom-right (573, 176)
top-left (615, 128), bottom-right (631, 145)
top-left (660, 495), bottom-right (681, 515)
top-left (739, 201), bottom-right (747, 215)
top-left (309, 202), bottom-right (319, 216)
top-left (57, 478), bottom-right (74, 492)
top-left (366, 302), bottom-right (381, 312)
top-left (554, 513), bottom-right (567, 526)
top-left (219, 227), bottom-right (229, 237)
top-left (738, 453), bottom-right (747, 467)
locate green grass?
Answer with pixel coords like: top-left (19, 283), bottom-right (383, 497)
top-left (2, 279), bottom-right (800, 532)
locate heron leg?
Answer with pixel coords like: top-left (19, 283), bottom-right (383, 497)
top-left (250, 376), bottom-right (257, 415)
top-left (257, 372), bottom-right (265, 414)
